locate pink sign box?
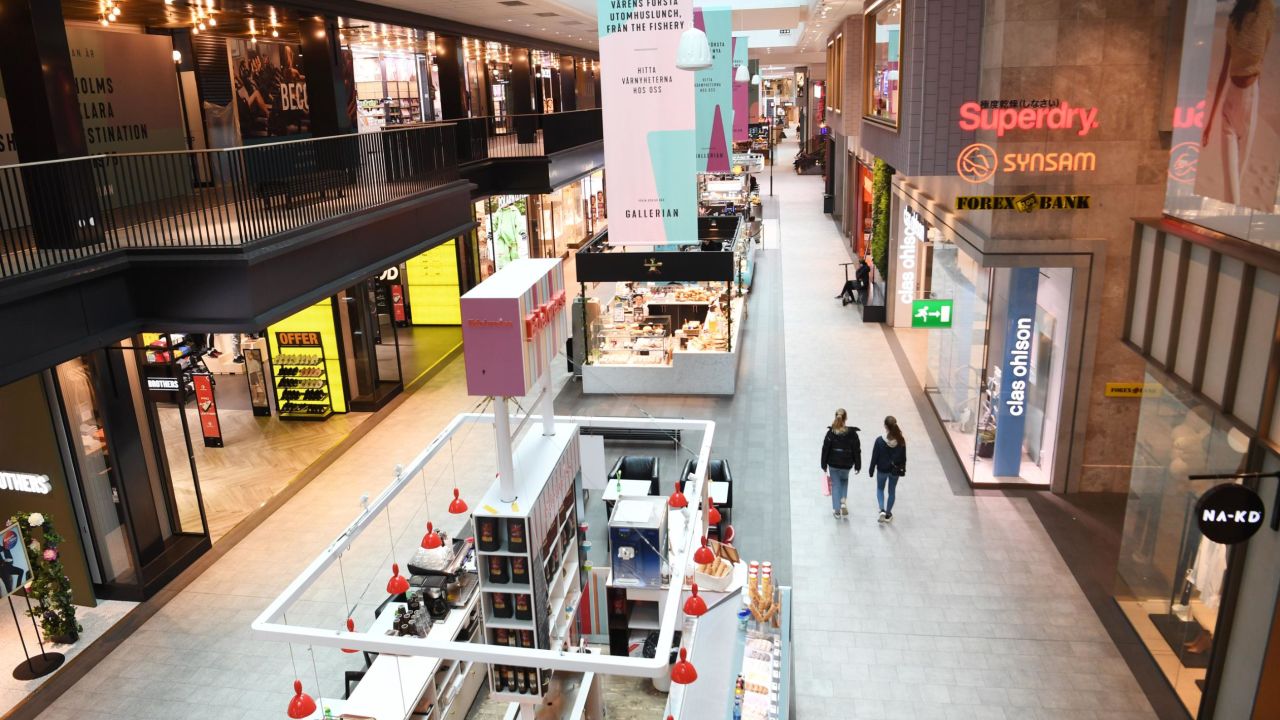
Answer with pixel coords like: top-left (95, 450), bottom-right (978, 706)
top-left (460, 259), bottom-right (567, 397)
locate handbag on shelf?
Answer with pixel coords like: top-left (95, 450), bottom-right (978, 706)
top-left (822, 472), bottom-right (831, 496)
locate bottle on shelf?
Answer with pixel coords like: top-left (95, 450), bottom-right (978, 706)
top-left (518, 630), bottom-right (534, 649)
top-left (487, 556), bottom-right (509, 584)
top-left (507, 518), bottom-right (526, 553)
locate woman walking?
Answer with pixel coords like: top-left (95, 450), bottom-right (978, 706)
top-left (869, 416), bottom-right (907, 523)
top-left (820, 409), bottom-right (861, 519)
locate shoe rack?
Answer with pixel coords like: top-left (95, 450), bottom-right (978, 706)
top-left (272, 341), bottom-right (333, 420)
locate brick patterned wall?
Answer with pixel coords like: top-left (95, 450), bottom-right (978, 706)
top-left (859, 0), bottom-right (984, 175)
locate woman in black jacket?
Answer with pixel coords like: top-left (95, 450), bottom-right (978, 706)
top-left (820, 409), bottom-right (861, 519)
top-left (868, 415), bottom-right (907, 523)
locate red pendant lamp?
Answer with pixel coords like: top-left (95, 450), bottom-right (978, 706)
top-left (421, 522), bottom-right (443, 549)
top-left (671, 647), bottom-right (698, 684)
top-left (668, 482), bottom-right (688, 509)
top-left (693, 535), bottom-right (715, 565)
top-left (683, 583), bottom-right (707, 617)
top-left (287, 679), bottom-right (317, 718)
top-left (386, 562), bottom-right (410, 594)
top-left (341, 617), bottom-right (358, 654)
top-left (448, 488), bottom-right (469, 514)
top-left (707, 499), bottom-right (722, 526)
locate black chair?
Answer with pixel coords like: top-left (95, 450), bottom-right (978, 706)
top-left (609, 456), bottom-right (661, 496)
top-left (679, 459), bottom-right (733, 531)
top-left (345, 669), bottom-right (366, 699)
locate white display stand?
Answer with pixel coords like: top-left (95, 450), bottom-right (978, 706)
top-left (582, 298), bottom-right (746, 396)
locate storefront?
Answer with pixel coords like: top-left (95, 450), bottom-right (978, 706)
top-left (575, 216), bottom-right (752, 395)
top-left (892, 184), bottom-right (1092, 490)
top-left (851, 160), bottom-right (874, 257)
top-left (530, 170), bottom-right (607, 260)
top-left (473, 195), bottom-right (532, 283)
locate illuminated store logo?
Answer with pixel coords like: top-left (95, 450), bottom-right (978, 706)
top-left (1172, 100), bottom-right (1206, 129)
top-left (524, 290), bottom-right (567, 340)
top-left (956, 194), bottom-right (1092, 212)
top-left (0, 471), bottom-right (52, 495)
top-left (1168, 142), bottom-right (1199, 185)
top-left (956, 143), bottom-right (1096, 184)
top-left (644, 258), bottom-right (663, 275)
top-left (958, 100), bottom-right (1099, 137)
top-left (898, 207), bottom-right (924, 305)
top-left (1005, 317), bottom-right (1033, 417)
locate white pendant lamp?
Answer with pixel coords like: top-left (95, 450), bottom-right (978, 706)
top-left (676, 28), bottom-right (713, 70)
top-left (750, 74), bottom-right (761, 85)
top-left (735, 64), bottom-right (749, 82)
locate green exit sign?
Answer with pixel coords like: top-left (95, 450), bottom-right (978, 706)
top-left (912, 299), bottom-right (953, 328)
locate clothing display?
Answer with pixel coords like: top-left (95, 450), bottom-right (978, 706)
top-left (1191, 532), bottom-right (1228, 609)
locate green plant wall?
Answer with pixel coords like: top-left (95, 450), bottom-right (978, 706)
top-left (870, 158), bottom-right (894, 280)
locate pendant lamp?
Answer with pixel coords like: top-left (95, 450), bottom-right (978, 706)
top-left (683, 583), bottom-right (708, 617)
top-left (668, 482), bottom-right (688, 509)
top-left (421, 522), bottom-right (443, 550)
top-left (750, 74), bottom-right (761, 85)
top-left (693, 536), bottom-right (715, 565)
top-left (448, 488), bottom-right (469, 514)
top-left (386, 563), bottom-right (410, 595)
top-left (676, 28), bottom-right (713, 71)
top-left (342, 617), bottom-right (358, 654)
top-left (707, 499), bottom-right (722, 526)
top-left (671, 648), bottom-right (698, 684)
top-left (286, 680), bottom-right (317, 719)
top-left (735, 64), bottom-right (749, 82)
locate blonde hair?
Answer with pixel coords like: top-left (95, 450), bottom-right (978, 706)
top-left (832, 409), bottom-right (848, 433)
top-left (884, 415), bottom-right (905, 446)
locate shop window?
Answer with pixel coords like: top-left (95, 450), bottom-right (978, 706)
top-left (1114, 373), bottom-right (1251, 717)
top-left (864, 0), bottom-right (902, 128)
top-left (826, 33), bottom-right (843, 113)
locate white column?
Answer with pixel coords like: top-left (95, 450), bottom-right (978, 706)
top-left (494, 397), bottom-right (517, 502)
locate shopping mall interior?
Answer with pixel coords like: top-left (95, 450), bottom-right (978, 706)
top-left (0, 0), bottom-right (1279, 719)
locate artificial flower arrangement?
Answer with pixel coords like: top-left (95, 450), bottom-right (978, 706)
top-left (8, 511), bottom-right (81, 643)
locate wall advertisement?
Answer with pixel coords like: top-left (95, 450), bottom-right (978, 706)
top-left (227, 38), bottom-right (311, 141)
top-left (732, 36), bottom-right (749, 142)
top-left (597, 0), bottom-right (697, 245)
top-left (694, 7), bottom-right (733, 172)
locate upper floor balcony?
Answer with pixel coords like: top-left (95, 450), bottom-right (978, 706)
top-left (453, 109), bottom-right (604, 196)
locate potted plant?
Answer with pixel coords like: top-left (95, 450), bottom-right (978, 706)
top-left (9, 511), bottom-right (81, 644)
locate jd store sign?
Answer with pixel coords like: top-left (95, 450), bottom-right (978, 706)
top-left (1196, 484), bottom-right (1266, 545)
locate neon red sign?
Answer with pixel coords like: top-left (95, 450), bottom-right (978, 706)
top-left (524, 290), bottom-right (566, 340)
top-left (1172, 100), bottom-right (1206, 129)
top-left (958, 101), bottom-right (1099, 137)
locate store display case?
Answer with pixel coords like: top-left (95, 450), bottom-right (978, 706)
top-left (590, 316), bottom-right (672, 366)
top-left (271, 343), bottom-right (333, 420)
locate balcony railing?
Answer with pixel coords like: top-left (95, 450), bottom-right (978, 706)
top-left (0, 122), bottom-right (459, 280)
top-left (454, 109), bottom-right (603, 164)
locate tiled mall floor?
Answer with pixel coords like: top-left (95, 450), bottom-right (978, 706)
top-left (30, 141), bottom-right (1158, 720)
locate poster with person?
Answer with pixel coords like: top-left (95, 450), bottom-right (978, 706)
top-left (227, 38), bottom-right (311, 141)
top-left (0, 522), bottom-right (32, 598)
top-left (1197, 0), bottom-right (1280, 212)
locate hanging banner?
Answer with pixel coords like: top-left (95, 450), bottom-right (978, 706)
top-left (192, 373), bottom-right (224, 448)
top-left (694, 7), bottom-right (732, 172)
top-left (226, 38), bottom-right (311, 141)
top-left (732, 36), bottom-right (749, 142)
top-left (598, 0), bottom-right (697, 245)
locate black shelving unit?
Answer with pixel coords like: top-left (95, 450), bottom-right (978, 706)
top-left (272, 344), bottom-right (333, 420)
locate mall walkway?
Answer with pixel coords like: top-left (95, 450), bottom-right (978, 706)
top-left (774, 139), bottom-right (1156, 720)
top-left (30, 142), bottom-right (1158, 720)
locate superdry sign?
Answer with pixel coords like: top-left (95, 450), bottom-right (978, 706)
top-left (1195, 484), bottom-right (1265, 545)
top-left (958, 100), bottom-right (1099, 137)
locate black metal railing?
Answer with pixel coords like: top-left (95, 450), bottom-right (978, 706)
top-left (543, 109), bottom-right (603, 154)
top-left (0, 123), bottom-right (459, 280)
top-left (454, 109), bottom-right (603, 165)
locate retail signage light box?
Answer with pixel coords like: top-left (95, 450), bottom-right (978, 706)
top-left (911, 300), bottom-right (953, 328)
top-left (461, 259), bottom-right (566, 397)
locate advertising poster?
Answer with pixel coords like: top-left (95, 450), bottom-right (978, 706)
top-left (598, 0), bottom-right (698, 245)
top-left (227, 38), bottom-right (311, 141)
top-left (1196, 0), bottom-right (1279, 211)
top-left (695, 7), bottom-right (733, 172)
top-left (0, 523), bottom-right (32, 598)
top-left (490, 196), bottom-right (530, 272)
top-left (732, 36), bottom-right (749, 142)
top-left (192, 373), bottom-right (223, 448)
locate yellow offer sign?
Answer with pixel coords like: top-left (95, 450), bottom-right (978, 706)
top-left (1105, 382), bottom-right (1163, 398)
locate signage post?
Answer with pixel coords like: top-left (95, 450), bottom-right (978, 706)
top-left (191, 373), bottom-right (223, 448)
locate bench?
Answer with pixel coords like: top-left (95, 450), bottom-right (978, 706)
top-left (243, 140), bottom-right (357, 210)
top-left (579, 426), bottom-right (681, 449)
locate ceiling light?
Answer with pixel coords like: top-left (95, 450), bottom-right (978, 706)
top-left (676, 27), bottom-right (713, 70)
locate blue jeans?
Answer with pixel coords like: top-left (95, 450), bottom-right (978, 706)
top-left (828, 466), bottom-right (850, 511)
top-left (876, 471), bottom-right (899, 512)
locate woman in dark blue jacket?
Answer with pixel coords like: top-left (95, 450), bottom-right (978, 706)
top-left (868, 415), bottom-right (907, 523)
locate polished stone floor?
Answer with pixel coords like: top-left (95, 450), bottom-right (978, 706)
top-left (27, 140), bottom-right (1160, 720)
